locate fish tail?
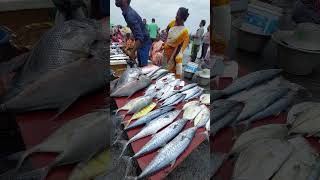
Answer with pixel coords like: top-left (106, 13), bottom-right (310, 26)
top-left (16, 166), bottom-right (50, 180)
top-left (211, 90), bottom-right (224, 100)
top-left (119, 142), bottom-right (130, 160)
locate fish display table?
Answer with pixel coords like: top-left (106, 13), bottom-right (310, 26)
top-left (114, 85), bottom-right (207, 180)
top-left (16, 88), bottom-right (107, 180)
top-left (210, 69), bottom-right (320, 180)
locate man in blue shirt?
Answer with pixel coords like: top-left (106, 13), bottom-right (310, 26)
top-left (115, 0), bottom-right (152, 67)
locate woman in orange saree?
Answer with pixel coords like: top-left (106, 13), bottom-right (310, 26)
top-left (150, 34), bottom-right (164, 66)
top-left (163, 7), bottom-right (190, 79)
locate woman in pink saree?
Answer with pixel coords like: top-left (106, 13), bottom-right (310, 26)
top-left (150, 34), bottom-right (164, 66)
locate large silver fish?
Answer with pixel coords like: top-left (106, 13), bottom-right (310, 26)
top-left (132, 118), bottom-right (189, 159)
top-left (113, 68), bottom-right (141, 92)
top-left (0, 57), bottom-right (105, 117)
top-left (110, 76), bottom-right (151, 97)
top-left (1, 19), bottom-right (105, 101)
top-left (135, 127), bottom-right (197, 179)
top-left (4, 110), bottom-right (109, 180)
top-left (124, 106), bottom-right (175, 131)
top-left (121, 110), bottom-right (181, 156)
top-left (212, 69), bottom-right (282, 100)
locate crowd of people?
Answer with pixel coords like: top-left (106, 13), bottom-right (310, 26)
top-left (112, 0), bottom-right (210, 79)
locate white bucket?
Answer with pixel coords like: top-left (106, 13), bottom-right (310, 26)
top-left (241, 1), bottom-right (283, 35)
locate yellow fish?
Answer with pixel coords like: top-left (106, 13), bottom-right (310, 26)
top-left (68, 149), bottom-right (110, 180)
top-left (124, 102), bottom-right (157, 127)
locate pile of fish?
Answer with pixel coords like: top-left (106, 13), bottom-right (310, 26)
top-left (111, 66), bottom-right (210, 179)
top-left (0, 18), bottom-right (108, 118)
top-left (0, 110), bottom-right (111, 180)
top-left (210, 69), bottom-right (303, 137)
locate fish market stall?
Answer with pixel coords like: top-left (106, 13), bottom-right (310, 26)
top-left (111, 65), bottom-right (210, 180)
top-left (210, 68), bottom-right (320, 180)
top-left (110, 42), bottom-right (130, 75)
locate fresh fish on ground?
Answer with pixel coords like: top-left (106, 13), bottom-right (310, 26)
top-left (159, 89), bottom-right (178, 102)
top-left (1, 19), bottom-right (105, 101)
top-left (178, 83), bottom-right (197, 93)
top-left (183, 105), bottom-right (202, 120)
top-left (144, 84), bottom-right (157, 97)
top-left (68, 149), bottom-right (110, 180)
top-left (194, 105), bottom-right (210, 128)
top-left (125, 95), bottom-right (154, 115)
top-left (155, 85), bottom-right (172, 99)
top-left (211, 99), bottom-right (240, 124)
top-left (307, 158), bottom-right (320, 180)
top-left (181, 86), bottom-right (201, 100)
top-left (121, 110), bottom-right (181, 156)
top-left (233, 139), bottom-right (293, 180)
top-left (182, 101), bottom-right (200, 110)
top-left (233, 88), bottom-right (289, 125)
top-left (134, 127), bottom-right (197, 179)
top-left (200, 94), bottom-right (210, 105)
top-left (161, 93), bottom-right (186, 107)
top-left (289, 104), bottom-right (320, 136)
top-left (124, 106), bottom-right (175, 131)
top-left (116, 96), bottom-right (145, 114)
top-left (150, 69), bottom-right (168, 80)
top-left (210, 104), bottom-right (243, 137)
top-left (271, 136), bottom-right (317, 180)
top-left (287, 102), bottom-right (319, 125)
top-left (132, 118), bottom-right (189, 159)
top-left (10, 111), bottom-right (109, 180)
top-left (110, 76), bottom-right (151, 97)
top-left (157, 73), bottom-right (175, 82)
top-left (113, 68), bottom-right (141, 92)
top-left (125, 102), bottom-right (157, 127)
top-left (230, 124), bottom-right (288, 155)
top-left (212, 69), bottom-right (282, 100)
top-left (0, 57), bottom-right (105, 116)
top-left (240, 91), bottom-right (296, 128)
top-left (141, 65), bottom-right (160, 75)
top-left (146, 67), bottom-right (161, 78)
top-left (186, 88), bottom-right (203, 101)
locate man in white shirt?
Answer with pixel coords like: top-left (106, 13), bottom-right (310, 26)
top-left (190, 20), bottom-right (206, 62)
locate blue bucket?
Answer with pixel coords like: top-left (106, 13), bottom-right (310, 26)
top-left (0, 27), bottom-right (9, 45)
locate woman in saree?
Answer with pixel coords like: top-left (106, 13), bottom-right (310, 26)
top-left (150, 33), bottom-right (164, 66)
top-left (163, 7), bottom-right (190, 79)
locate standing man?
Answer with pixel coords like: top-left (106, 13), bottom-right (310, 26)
top-left (148, 18), bottom-right (159, 42)
top-left (115, 0), bottom-right (152, 67)
top-left (190, 20), bottom-right (206, 62)
top-left (143, 18), bottom-right (150, 34)
top-left (201, 24), bottom-right (210, 60)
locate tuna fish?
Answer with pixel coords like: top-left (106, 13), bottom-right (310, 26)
top-left (150, 69), bottom-right (168, 80)
top-left (240, 92), bottom-right (295, 129)
top-left (1, 19), bottom-right (105, 101)
top-left (124, 106), bottom-right (174, 131)
top-left (233, 139), bottom-right (293, 180)
top-left (230, 124), bottom-right (288, 155)
top-left (210, 104), bottom-right (243, 136)
top-left (114, 68), bottom-right (141, 91)
top-left (126, 96), bottom-right (154, 115)
top-left (7, 111), bottom-right (109, 180)
top-left (212, 69), bottom-right (282, 100)
top-left (233, 88), bottom-right (289, 125)
top-left (211, 99), bottom-right (240, 124)
top-left (0, 57), bottom-right (105, 117)
top-left (110, 76), bottom-right (152, 98)
top-left (135, 127), bottom-right (197, 179)
top-left (178, 83), bottom-right (197, 93)
top-left (120, 110), bottom-right (181, 157)
top-left (116, 96), bottom-right (146, 114)
top-left (161, 93), bottom-right (186, 107)
top-left (132, 118), bottom-right (189, 159)
top-left (272, 137), bottom-right (317, 180)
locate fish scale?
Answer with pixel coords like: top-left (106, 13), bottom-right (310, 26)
top-left (136, 127), bottom-right (197, 179)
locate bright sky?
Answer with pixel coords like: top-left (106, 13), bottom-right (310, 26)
top-left (110, 0), bottom-right (210, 35)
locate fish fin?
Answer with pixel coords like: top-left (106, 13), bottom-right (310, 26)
top-left (0, 52), bottom-right (29, 75)
top-left (16, 166), bottom-right (50, 180)
top-left (50, 96), bottom-right (79, 121)
top-left (170, 159), bottom-right (176, 168)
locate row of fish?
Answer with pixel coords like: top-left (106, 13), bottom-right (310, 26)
top-left (110, 66), bottom-right (210, 179)
top-left (210, 69), bottom-right (303, 137)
